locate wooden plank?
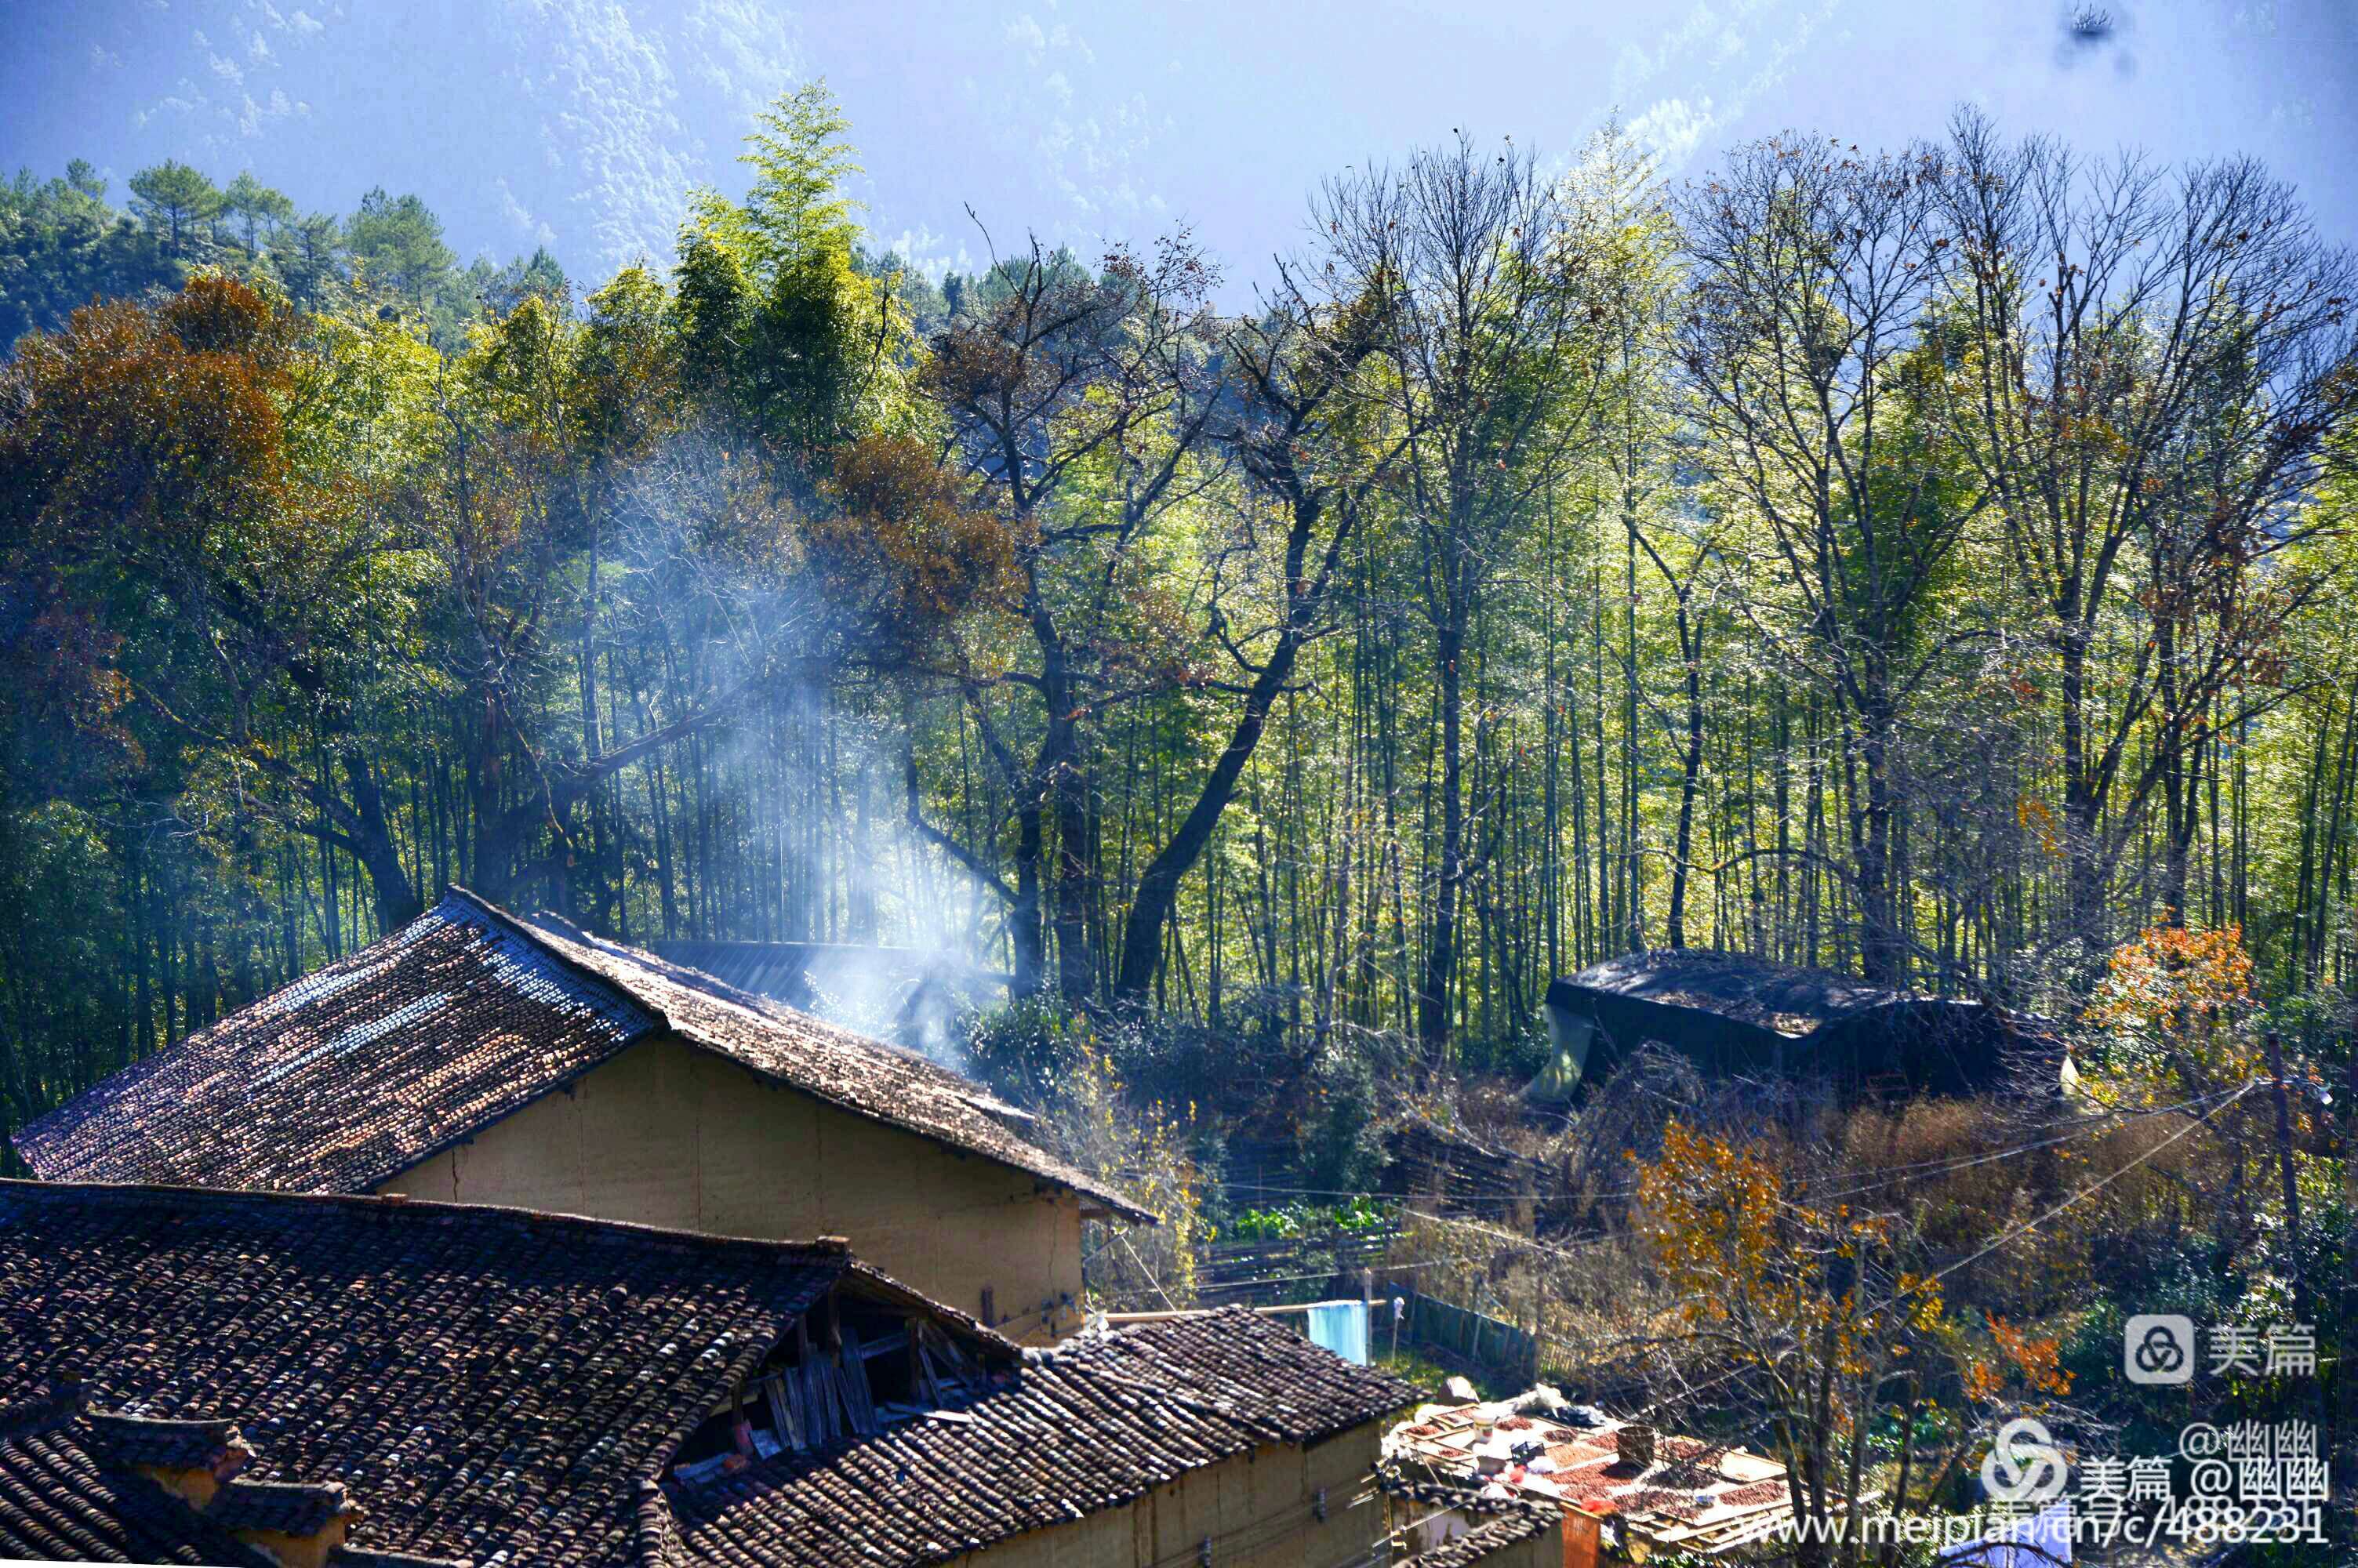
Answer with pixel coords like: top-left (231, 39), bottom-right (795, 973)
top-left (762, 1372), bottom-right (801, 1453)
top-left (837, 1327), bottom-right (877, 1435)
top-left (855, 1327), bottom-right (908, 1360)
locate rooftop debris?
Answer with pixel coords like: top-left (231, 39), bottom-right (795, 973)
top-left (1385, 1388), bottom-right (1872, 1558)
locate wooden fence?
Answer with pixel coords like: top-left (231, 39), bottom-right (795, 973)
top-left (1388, 1287), bottom-right (1540, 1385)
top-left (1189, 1225), bottom-right (1403, 1306)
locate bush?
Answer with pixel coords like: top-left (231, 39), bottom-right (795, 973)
top-left (1453, 1018), bottom-right (1553, 1085)
top-left (1225, 1195), bottom-right (1393, 1243)
top-left (961, 996), bottom-right (1091, 1108)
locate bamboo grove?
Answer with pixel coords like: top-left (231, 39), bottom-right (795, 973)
top-left (2, 94), bottom-right (2354, 1143)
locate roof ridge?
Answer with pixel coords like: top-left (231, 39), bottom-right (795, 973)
top-left (485, 903), bottom-right (1156, 1225)
top-left (438, 886), bottom-right (675, 1036)
top-left (0, 1381), bottom-right (82, 1439)
top-left (512, 909), bottom-right (941, 1065)
top-left (0, 1178), bottom-right (859, 1267)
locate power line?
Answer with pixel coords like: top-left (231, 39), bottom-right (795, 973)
top-left (1922, 1080), bottom-right (2257, 1288)
top-left (1110, 1083), bottom-right (2247, 1215)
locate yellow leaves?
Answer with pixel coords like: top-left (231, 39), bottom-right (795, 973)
top-left (2084, 924), bottom-right (2262, 1104)
top-left (2015, 795), bottom-right (2062, 858)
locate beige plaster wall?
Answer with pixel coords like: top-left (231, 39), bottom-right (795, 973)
top-left (373, 1035), bottom-right (1085, 1330)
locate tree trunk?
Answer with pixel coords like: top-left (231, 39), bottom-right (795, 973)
top-left (1418, 600), bottom-right (1468, 1057)
top-left (337, 750), bottom-right (423, 935)
top-left (2057, 630), bottom-right (2109, 951)
top-left (1854, 703), bottom-right (1905, 986)
top-left (1008, 803), bottom-right (1047, 1000)
top-left (1667, 604), bottom-right (1705, 949)
top-left (1052, 762), bottom-right (1095, 1004)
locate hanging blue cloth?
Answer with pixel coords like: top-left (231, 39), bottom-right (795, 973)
top-left (1305, 1301), bottom-right (1369, 1365)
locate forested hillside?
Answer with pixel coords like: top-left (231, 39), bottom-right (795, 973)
top-left (8, 69), bottom-right (2357, 1560)
top-left (5, 94), bottom-right (2353, 1120)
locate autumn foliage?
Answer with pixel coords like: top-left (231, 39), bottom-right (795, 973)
top-left (0, 276), bottom-right (325, 791)
top-left (2082, 922), bottom-right (2264, 1105)
top-left (1634, 1123), bottom-right (2073, 1544)
top-left (809, 432), bottom-right (1017, 657)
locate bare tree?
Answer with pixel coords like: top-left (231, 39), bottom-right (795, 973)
top-left (1931, 109), bottom-right (2356, 944)
top-left (1680, 134), bottom-right (1987, 985)
top-left (920, 232), bottom-right (1222, 1000)
top-left (1327, 133), bottom-right (1612, 1058)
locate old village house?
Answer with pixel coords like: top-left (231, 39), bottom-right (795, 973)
top-left (13, 889), bottom-right (1150, 1337)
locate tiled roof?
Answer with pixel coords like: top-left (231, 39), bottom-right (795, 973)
top-left (506, 904), bottom-right (1150, 1223)
top-left (13, 889), bottom-right (1150, 1222)
top-left (206, 1476), bottom-right (355, 1536)
top-left (1374, 1466), bottom-right (1560, 1566)
top-left (1414, 1508), bottom-right (1559, 1566)
top-left (0, 1389), bottom-right (276, 1566)
top-left (0, 1181), bottom-right (861, 1566)
top-left (670, 1308), bottom-right (1419, 1567)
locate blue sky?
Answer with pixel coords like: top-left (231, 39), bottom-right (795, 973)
top-left (5, 1), bottom-right (2353, 299)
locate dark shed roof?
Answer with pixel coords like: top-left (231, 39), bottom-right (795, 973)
top-left (670, 1308), bottom-right (1420, 1566)
top-left (1557, 949), bottom-right (1906, 1038)
top-left (13, 888), bottom-right (1148, 1221)
top-left (1542, 949), bottom-right (2040, 1096)
top-left (0, 1181), bottom-right (997, 1566)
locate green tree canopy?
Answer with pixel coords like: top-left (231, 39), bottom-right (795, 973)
top-left (126, 160), bottom-right (221, 257)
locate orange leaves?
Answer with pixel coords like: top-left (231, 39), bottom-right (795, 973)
top-left (808, 433), bottom-right (1016, 655)
top-left (0, 278), bottom-right (337, 752)
top-left (2084, 923), bottom-right (2266, 1107)
top-left (1964, 1317), bottom-right (2071, 1406)
top-left (2015, 795), bottom-right (2063, 858)
top-left (1636, 1122), bottom-right (1785, 1312)
top-left (1633, 1123), bottom-right (2065, 1430)
top-left (2084, 922), bottom-right (2254, 1043)
top-left (2, 278), bottom-right (300, 571)
top-left (162, 275), bottom-right (298, 372)
top-left (1988, 1315), bottom-right (2073, 1397)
